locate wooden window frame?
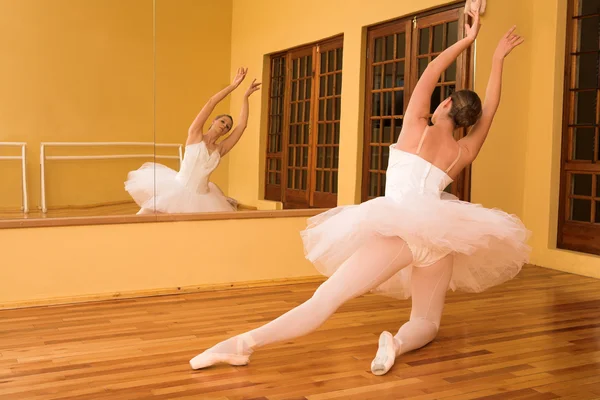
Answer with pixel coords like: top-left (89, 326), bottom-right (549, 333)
top-left (264, 36), bottom-right (344, 209)
top-left (362, 4), bottom-right (473, 202)
top-left (557, 0), bottom-right (600, 255)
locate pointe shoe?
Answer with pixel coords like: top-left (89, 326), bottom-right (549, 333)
top-left (370, 331), bottom-right (397, 376)
top-left (189, 351), bottom-right (250, 370)
top-left (189, 335), bottom-right (254, 370)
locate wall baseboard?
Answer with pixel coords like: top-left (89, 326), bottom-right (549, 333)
top-left (0, 275), bottom-right (325, 310)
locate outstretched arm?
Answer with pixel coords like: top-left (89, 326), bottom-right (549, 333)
top-left (219, 79), bottom-right (262, 157)
top-left (188, 67), bottom-right (248, 140)
top-left (459, 26), bottom-right (524, 160)
top-left (404, 10), bottom-right (481, 125)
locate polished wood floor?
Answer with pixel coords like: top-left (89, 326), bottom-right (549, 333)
top-left (1, 265), bottom-right (600, 400)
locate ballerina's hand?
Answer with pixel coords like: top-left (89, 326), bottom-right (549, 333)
top-left (232, 67), bottom-right (248, 88)
top-left (245, 79), bottom-right (262, 97)
top-left (465, 8), bottom-right (481, 42)
top-left (494, 26), bottom-right (524, 59)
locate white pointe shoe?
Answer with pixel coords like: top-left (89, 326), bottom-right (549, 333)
top-left (189, 335), bottom-right (254, 370)
top-left (370, 331), bottom-right (397, 376)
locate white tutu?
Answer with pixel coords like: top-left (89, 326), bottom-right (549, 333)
top-left (124, 162), bottom-right (235, 213)
top-left (300, 193), bottom-right (531, 299)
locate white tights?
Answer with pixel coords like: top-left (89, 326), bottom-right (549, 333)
top-left (190, 235), bottom-right (453, 367)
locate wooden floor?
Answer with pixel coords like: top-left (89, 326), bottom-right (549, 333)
top-left (1, 266), bottom-right (600, 400)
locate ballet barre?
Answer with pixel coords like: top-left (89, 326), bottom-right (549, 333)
top-left (40, 141), bottom-right (183, 213)
top-left (0, 142), bottom-right (29, 213)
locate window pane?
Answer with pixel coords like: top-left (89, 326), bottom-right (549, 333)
top-left (446, 60), bottom-right (457, 82)
top-left (576, 16), bottom-right (599, 52)
top-left (328, 51), bottom-right (335, 72)
top-left (336, 48), bottom-right (343, 70)
top-left (335, 97), bottom-right (341, 120)
top-left (333, 147), bottom-right (339, 168)
top-left (571, 198), bottom-right (592, 221)
top-left (574, 54), bottom-right (598, 89)
top-left (419, 28), bottom-right (430, 55)
top-left (578, 0), bottom-right (600, 16)
top-left (385, 35), bottom-right (394, 60)
top-left (396, 32), bottom-right (406, 58)
top-left (382, 119), bottom-right (392, 143)
top-left (332, 171), bottom-right (338, 194)
top-left (298, 80), bottom-right (305, 100)
top-left (375, 37), bottom-right (383, 62)
top-left (335, 73), bottom-right (342, 95)
top-left (572, 128), bottom-right (595, 161)
top-left (383, 92), bottom-right (392, 116)
top-left (372, 93), bottom-right (381, 116)
top-left (433, 24), bottom-right (444, 53)
top-left (327, 75), bottom-right (334, 95)
top-left (370, 146), bottom-right (380, 169)
top-left (597, 175), bottom-right (600, 197)
top-left (293, 59), bottom-right (298, 79)
top-left (384, 63), bottom-right (393, 88)
top-left (326, 123), bottom-right (333, 144)
top-left (372, 120), bottom-right (381, 142)
top-left (574, 91), bottom-right (597, 124)
top-left (572, 174), bottom-right (593, 196)
top-left (418, 57), bottom-right (428, 78)
top-left (373, 65), bottom-right (382, 90)
top-left (320, 76), bottom-right (326, 97)
top-left (300, 57), bottom-right (306, 78)
top-left (395, 61), bottom-right (405, 87)
top-left (320, 52), bottom-right (327, 73)
top-left (317, 147), bottom-right (325, 168)
top-left (323, 171), bottom-right (331, 192)
top-left (326, 98), bottom-right (333, 120)
top-left (596, 201), bottom-right (600, 223)
top-left (318, 124), bottom-right (325, 144)
top-left (394, 90), bottom-right (404, 116)
top-left (334, 122), bottom-right (340, 143)
top-left (446, 21), bottom-right (458, 47)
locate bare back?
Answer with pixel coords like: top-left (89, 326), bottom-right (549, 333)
top-left (396, 122), bottom-right (467, 179)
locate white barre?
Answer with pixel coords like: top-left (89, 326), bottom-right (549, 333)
top-left (40, 141), bottom-right (183, 213)
top-left (0, 142), bottom-right (29, 213)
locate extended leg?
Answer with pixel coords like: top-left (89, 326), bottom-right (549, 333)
top-left (190, 235), bottom-right (414, 369)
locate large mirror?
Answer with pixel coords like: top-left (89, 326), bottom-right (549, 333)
top-left (0, 0), bottom-right (338, 225)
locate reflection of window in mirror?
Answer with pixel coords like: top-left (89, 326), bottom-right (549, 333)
top-left (362, 5), bottom-right (474, 202)
top-left (265, 37), bottom-right (343, 209)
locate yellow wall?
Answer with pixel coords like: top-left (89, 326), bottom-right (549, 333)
top-left (0, 216), bottom-right (315, 307)
top-left (227, 0), bottom-right (600, 277)
top-left (0, 0), bottom-right (232, 211)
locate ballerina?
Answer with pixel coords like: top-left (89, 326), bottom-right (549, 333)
top-left (190, 11), bottom-right (528, 376)
top-left (125, 68), bottom-right (261, 214)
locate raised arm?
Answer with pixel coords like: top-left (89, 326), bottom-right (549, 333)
top-left (188, 67), bottom-right (248, 140)
top-left (404, 10), bottom-right (481, 125)
top-left (459, 26), bottom-right (524, 160)
top-left (219, 79), bottom-right (262, 157)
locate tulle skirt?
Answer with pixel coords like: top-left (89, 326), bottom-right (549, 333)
top-left (300, 193), bottom-right (531, 299)
top-left (124, 163), bottom-right (236, 213)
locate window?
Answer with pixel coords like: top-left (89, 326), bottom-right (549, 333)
top-left (558, 0), bottom-right (600, 255)
top-left (264, 37), bottom-right (343, 209)
top-left (363, 5), bottom-right (473, 201)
